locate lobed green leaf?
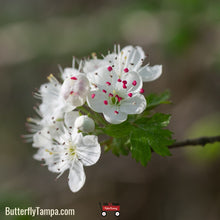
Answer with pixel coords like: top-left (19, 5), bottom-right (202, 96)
top-left (129, 113), bottom-right (174, 165)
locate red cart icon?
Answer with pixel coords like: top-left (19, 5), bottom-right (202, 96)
top-left (99, 202), bottom-right (120, 217)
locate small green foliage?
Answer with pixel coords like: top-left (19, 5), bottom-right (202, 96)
top-left (145, 90), bottom-right (171, 110)
top-left (102, 92), bottom-right (174, 166)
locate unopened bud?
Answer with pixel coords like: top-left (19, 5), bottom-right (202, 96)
top-left (75, 116), bottom-right (95, 133)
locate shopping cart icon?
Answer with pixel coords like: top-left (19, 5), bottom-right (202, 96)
top-left (99, 202), bottom-right (120, 217)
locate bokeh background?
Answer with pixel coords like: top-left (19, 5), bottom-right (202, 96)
top-left (0, 0), bottom-right (220, 219)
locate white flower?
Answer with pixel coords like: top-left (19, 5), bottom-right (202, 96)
top-left (103, 45), bottom-right (162, 82)
top-left (36, 73), bottom-right (89, 123)
top-left (75, 115), bottom-right (95, 133)
top-left (37, 74), bottom-right (74, 121)
top-left (87, 66), bottom-right (146, 124)
top-left (33, 121), bottom-right (101, 193)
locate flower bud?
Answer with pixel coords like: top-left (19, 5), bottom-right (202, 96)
top-left (75, 116), bottom-right (95, 133)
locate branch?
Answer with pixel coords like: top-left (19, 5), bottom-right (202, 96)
top-left (168, 135), bottom-right (220, 149)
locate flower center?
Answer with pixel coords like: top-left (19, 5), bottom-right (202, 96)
top-left (108, 90), bottom-right (123, 106)
top-left (68, 145), bottom-right (76, 157)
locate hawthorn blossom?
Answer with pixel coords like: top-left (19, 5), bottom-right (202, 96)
top-left (36, 74), bottom-right (74, 121)
top-left (87, 66), bottom-right (146, 124)
top-left (103, 45), bottom-right (162, 82)
top-left (33, 120), bottom-right (101, 192)
top-left (35, 73), bottom-right (89, 122)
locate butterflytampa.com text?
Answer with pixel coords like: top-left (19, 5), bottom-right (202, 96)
top-left (5, 207), bottom-right (75, 217)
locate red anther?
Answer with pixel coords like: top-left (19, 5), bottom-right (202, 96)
top-left (109, 93), bottom-right (113, 97)
top-left (114, 111), bottom-right (119, 114)
top-left (104, 100), bottom-right (108, 105)
top-left (71, 77), bottom-right (77, 80)
top-left (91, 94), bottom-right (96, 99)
top-left (106, 82), bottom-right (111, 86)
top-left (70, 91), bottom-right (74, 95)
top-left (124, 68), bottom-right (129, 73)
top-left (140, 88), bottom-right (144, 94)
top-left (116, 96), bottom-right (122, 102)
top-left (107, 66), bottom-right (112, 71)
top-left (128, 93), bottom-right (132, 97)
top-left (132, 80), bottom-right (137, 86)
top-left (117, 79), bottom-right (122, 82)
top-left (123, 84), bottom-right (127, 89)
top-left (102, 89), bottom-right (107, 93)
top-left (122, 80), bottom-right (127, 84)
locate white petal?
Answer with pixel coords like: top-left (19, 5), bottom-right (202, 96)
top-left (120, 94), bottom-right (146, 114)
top-left (68, 161), bottom-right (86, 192)
top-left (105, 53), bottom-right (117, 63)
top-left (83, 59), bottom-right (108, 74)
top-left (77, 135), bottom-right (101, 166)
top-left (39, 78), bottom-right (61, 105)
top-left (48, 155), bottom-right (69, 174)
top-left (87, 90), bottom-right (108, 113)
top-left (138, 65), bottom-right (162, 82)
top-left (87, 66), bottom-right (114, 90)
top-left (32, 127), bottom-right (52, 148)
top-left (103, 106), bottom-right (127, 124)
top-left (64, 111), bottom-right (79, 128)
top-left (33, 148), bottom-right (48, 161)
top-left (122, 46), bottom-right (145, 71)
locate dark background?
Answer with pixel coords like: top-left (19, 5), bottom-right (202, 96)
top-left (0, 0), bottom-right (220, 219)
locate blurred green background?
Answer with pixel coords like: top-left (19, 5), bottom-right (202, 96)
top-left (0, 0), bottom-right (220, 219)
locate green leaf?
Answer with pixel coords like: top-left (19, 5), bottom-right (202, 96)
top-left (110, 137), bottom-right (131, 156)
top-left (130, 113), bottom-right (174, 165)
top-left (146, 90), bottom-right (171, 110)
top-left (103, 121), bottom-right (134, 138)
top-left (130, 130), bottom-right (151, 166)
top-left (135, 113), bottom-right (171, 128)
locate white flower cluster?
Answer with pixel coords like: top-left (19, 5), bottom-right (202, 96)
top-left (25, 45), bottom-right (162, 192)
